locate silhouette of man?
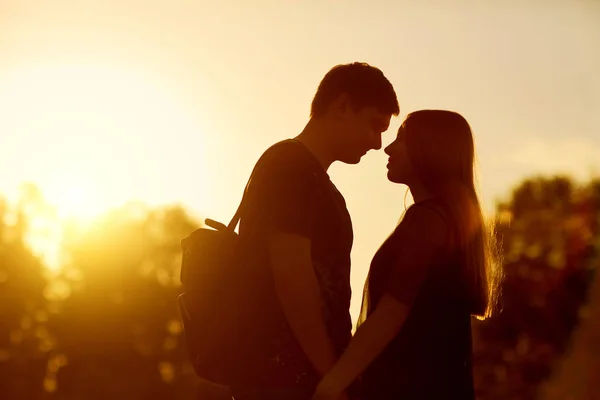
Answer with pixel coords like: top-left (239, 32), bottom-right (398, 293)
top-left (231, 62), bottom-right (399, 400)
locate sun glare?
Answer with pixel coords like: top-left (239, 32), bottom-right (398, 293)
top-left (0, 61), bottom-right (203, 271)
top-left (43, 177), bottom-right (102, 222)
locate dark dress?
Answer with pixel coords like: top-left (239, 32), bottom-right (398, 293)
top-left (360, 198), bottom-right (475, 400)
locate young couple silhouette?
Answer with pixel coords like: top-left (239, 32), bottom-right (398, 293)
top-left (204, 62), bottom-right (500, 400)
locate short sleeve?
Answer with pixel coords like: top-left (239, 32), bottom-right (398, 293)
top-left (252, 142), bottom-right (319, 238)
top-left (384, 203), bottom-right (451, 307)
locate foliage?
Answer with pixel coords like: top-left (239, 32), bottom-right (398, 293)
top-left (1, 176), bottom-right (598, 399)
top-left (472, 177), bottom-right (600, 400)
top-left (0, 190), bottom-right (203, 399)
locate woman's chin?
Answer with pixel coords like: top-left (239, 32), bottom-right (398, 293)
top-left (386, 170), bottom-right (402, 184)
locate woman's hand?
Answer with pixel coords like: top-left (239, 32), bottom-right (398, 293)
top-left (312, 376), bottom-right (348, 400)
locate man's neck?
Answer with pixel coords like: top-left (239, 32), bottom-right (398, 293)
top-left (294, 118), bottom-right (337, 171)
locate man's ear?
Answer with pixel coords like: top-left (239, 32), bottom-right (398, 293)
top-left (329, 93), bottom-right (351, 119)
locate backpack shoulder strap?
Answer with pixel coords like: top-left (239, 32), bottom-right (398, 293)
top-left (225, 139), bottom-right (320, 232)
top-left (225, 164), bottom-right (259, 232)
top-left (225, 144), bottom-right (275, 231)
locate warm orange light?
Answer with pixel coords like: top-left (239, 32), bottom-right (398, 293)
top-left (43, 174), bottom-right (102, 222)
top-left (2, 61), bottom-right (203, 271)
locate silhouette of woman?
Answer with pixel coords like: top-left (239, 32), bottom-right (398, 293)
top-left (313, 110), bottom-right (502, 400)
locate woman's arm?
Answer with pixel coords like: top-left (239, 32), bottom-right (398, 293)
top-left (312, 294), bottom-right (410, 399)
top-left (313, 204), bottom-right (449, 400)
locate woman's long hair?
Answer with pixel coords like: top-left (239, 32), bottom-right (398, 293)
top-left (404, 110), bottom-right (501, 319)
top-left (359, 110), bottom-right (501, 325)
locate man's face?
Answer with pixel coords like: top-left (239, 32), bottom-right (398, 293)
top-left (336, 105), bottom-right (392, 164)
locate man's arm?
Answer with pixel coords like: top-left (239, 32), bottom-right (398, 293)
top-left (268, 231), bottom-right (337, 376)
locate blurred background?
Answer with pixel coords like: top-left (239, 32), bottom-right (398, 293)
top-left (1, 0), bottom-right (599, 399)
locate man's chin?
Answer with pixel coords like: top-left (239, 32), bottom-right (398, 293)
top-left (339, 155), bottom-right (362, 165)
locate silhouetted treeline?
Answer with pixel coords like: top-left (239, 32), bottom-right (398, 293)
top-left (472, 176), bottom-right (600, 400)
top-left (0, 176), bottom-right (598, 399)
top-left (0, 191), bottom-right (201, 399)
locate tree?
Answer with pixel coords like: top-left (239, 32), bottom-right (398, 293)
top-left (47, 202), bottom-right (202, 399)
top-left (472, 177), bottom-right (599, 399)
top-left (0, 187), bottom-right (53, 399)
top-left (3, 175), bottom-right (598, 399)
top-left (541, 180), bottom-right (600, 400)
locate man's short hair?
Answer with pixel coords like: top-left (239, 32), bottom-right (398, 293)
top-left (310, 62), bottom-right (400, 118)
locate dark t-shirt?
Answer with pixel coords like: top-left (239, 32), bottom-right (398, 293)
top-left (361, 198), bottom-right (475, 400)
top-left (235, 139), bottom-right (354, 390)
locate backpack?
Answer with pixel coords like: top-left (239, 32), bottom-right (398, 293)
top-left (178, 140), bottom-right (321, 386)
top-left (178, 162), bottom-right (261, 386)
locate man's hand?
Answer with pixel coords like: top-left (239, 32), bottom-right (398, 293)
top-left (268, 231), bottom-right (337, 376)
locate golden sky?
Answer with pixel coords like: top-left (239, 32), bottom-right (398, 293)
top-left (1, 0), bottom-right (599, 319)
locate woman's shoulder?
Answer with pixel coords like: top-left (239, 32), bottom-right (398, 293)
top-left (399, 198), bottom-right (451, 247)
top-left (406, 198), bottom-right (448, 219)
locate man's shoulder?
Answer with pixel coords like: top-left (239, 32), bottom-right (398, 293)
top-left (262, 139), bottom-right (308, 160)
top-left (257, 139), bottom-right (315, 173)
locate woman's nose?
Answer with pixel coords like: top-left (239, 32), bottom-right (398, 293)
top-left (384, 143), bottom-right (392, 156)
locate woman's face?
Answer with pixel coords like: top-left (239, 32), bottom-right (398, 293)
top-left (384, 125), bottom-right (414, 185)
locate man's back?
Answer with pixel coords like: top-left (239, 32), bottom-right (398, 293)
top-left (234, 139), bottom-right (353, 391)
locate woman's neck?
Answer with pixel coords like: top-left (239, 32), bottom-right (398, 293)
top-left (409, 182), bottom-right (435, 204)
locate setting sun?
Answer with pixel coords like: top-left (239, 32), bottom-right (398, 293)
top-left (43, 175), bottom-right (102, 221)
top-left (1, 61), bottom-right (204, 218)
top-left (1, 61), bottom-right (205, 271)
